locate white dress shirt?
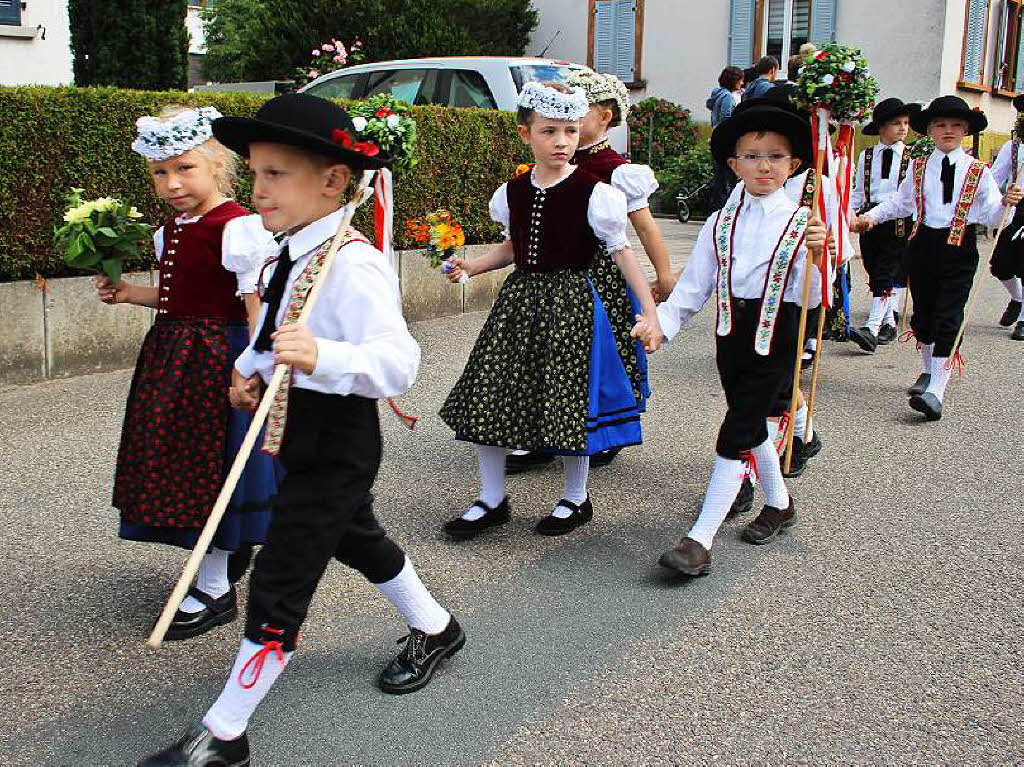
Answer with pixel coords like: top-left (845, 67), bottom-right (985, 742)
top-left (990, 138), bottom-right (1022, 189)
top-left (234, 207), bottom-right (421, 399)
top-left (153, 212), bottom-right (276, 295)
top-left (489, 166), bottom-right (631, 253)
top-left (867, 147), bottom-right (1006, 229)
top-left (850, 141), bottom-right (906, 212)
top-left (657, 186), bottom-right (821, 342)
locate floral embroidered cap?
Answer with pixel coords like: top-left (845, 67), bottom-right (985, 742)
top-left (516, 81), bottom-right (590, 121)
top-left (564, 69), bottom-right (630, 122)
top-left (131, 107), bottom-right (223, 162)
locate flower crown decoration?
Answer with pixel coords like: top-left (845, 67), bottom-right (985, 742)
top-left (516, 81), bottom-right (590, 121)
top-left (908, 134), bottom-right (935, 159)
top-left (346, 93), bottom-right (418, 171)
top-left (131, 106), bottom-right (223, 162)
top-left (564, 69), bottom-right (629, 122)
top-left (793, 43), bottom-right (878, 122)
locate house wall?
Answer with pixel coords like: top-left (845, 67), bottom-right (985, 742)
top-left (0, 0), bottom-right (72, 86)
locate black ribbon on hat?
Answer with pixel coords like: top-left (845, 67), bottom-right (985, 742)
top-left (253, 245), bottom-right (290, 353)
top-left (941, 156), bottom-right (955, 205)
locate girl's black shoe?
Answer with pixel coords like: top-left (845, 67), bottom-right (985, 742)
top-left (535, 496), bottom-right (593, 536)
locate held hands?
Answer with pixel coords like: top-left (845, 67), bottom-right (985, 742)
top-left (651, 272), bottom-right (679, 304)
top-left (229, 368), bottom-right (261, 412)
top-left (805, 217), bottom-right (827, 265)
top-left (850, 215), bottom-right (876, 234)
top-left (94, 275), bottom-right (132, 305)
top-left (1004, 186), bottom-right (1023, 207)
top-left (630, 313), bottom-right (664, 353)
top-left (272, 325), bottom-right (319, 374)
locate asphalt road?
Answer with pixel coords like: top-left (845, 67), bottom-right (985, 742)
top-left (1, 220), bottom-right (1021, 765)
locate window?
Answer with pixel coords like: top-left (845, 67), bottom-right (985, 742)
top-left (960, 0), bottom-right (992, 87)
top-left (765, 0), bottom-right (811, 62)
top-left (0, 0), bottom-right (21, 26)
top-left (510, 63), bottom-right (577, 91)
top-left (305, 72), bottom-right (365, 100)
top-left (587, 0), bottom-right (644, 84)
top-left (364, 68), bottom-right (439, 105)
top-left (442, 70), bottom-right (497, 109)
top-left (993, 0), bottom-right (1024, 93)
top-left (728, 0), bottom-right (834, 67)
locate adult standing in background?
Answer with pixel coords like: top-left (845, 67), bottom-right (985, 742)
top-left (707, 66), bottom-right (744, 209)
top-left (741, 56), bottom-right (779, 101)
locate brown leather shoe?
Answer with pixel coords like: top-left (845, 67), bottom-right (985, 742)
top-left (658, 536), bottom-right (710, 576)
top-left (742, 499), bottom-right (796, 545)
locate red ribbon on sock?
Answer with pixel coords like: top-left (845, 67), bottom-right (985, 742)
top-left (386, 397), bottom-right (418, 430)
top-left (740, 449), bottom-right (759, 481)
top-left (238, 641), bottom-right (285, 689)
top-left (943, 351), bottom-right (966, 375)
top-left (899, 329), bottom-right (917, 343)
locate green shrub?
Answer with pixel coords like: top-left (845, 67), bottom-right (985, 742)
top-left (0, 86), bottom-right (530, 282)
top-left (626, 98), bottom-right (699, 171)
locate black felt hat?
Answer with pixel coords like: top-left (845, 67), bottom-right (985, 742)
top-left (1013, 93), bottom-right (1024, 112)
top-left (711, 87), bottom-right (813, 167)
top-left (863, 98), bottom-right (922, 136)
top-left (910, 95), bottom-right (987, 136)
top-left (212, 93), bottom-right (390, 169)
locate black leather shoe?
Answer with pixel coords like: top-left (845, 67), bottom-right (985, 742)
top-left (907, 373), bottom-right (931, 396)
top-left (781, 437), bottom-right (808, 478)
top-left (227, 546), bottom-right (253, 585)
top-left (800, 350), bottom-right (815, 370)
top-left (443, 497), bottom-right (510, 539)
top-left (727, 477), bottom-right (754, 518)
top-left (138, 722), bottom-right (250, 767)
top-left (1012, 321), bottom-right (1024, 340)
top-left (165, 586), bottom-right (237, 641)
top-left (505, 450), bottom-right (555, 475)
top-left (802, 431), bottom-right (822, 460)
top-left (535, 496), bottom-right (594, 536)
top-left (847, 326), bottom-right (878, 353)
top-left (589, 446), bottom-right (623, 468)
top-left (742, 499), bottom-right (797, 545)
top-left (378, 616), bottom-right (465, 695)
top-left (877, 323), bottom-right (897, 344)
top-left (909, 392), bottom-right (942, 421)
top-left (999, 299), bottom-right (1021, 327)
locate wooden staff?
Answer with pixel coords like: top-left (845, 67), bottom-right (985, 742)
top-left (783, 111), bottom-right (827, 474)
top-left (146, 170), bottom-right (376, 650)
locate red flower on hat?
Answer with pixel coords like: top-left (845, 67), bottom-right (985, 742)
top-left (375, 107), bottom-right (393, 118)
top-left (332, 129), bottom-right (354, 148)
top-left (332, 128), bottom-right (379, 156)
top-left (353, 140), bottom-right (380, 156)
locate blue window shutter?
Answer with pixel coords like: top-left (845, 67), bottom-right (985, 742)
top-left (594, 1), bottom-right (636, 82)
top-left (0, 0), bottom-right (20, 25)
top-left (809, 0), bottom-right (837, 45)
top-left (1014, 10), bottom-right (1024, 91)
top-left (963, 0), bottom-right (989, 83)
top-left (728, 0), bottom-right (755, 68)
top-left (594, 1), bottom-right (616, 75)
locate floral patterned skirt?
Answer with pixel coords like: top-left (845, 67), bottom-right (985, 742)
top-left (116, 318), bottom-right (281, 550)
top-left (440, 268), bottom-right (645, 455)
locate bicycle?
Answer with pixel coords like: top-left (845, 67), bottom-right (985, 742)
top-left (676, 180), bottom-right (711, 224)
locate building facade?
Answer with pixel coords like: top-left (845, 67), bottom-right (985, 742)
top-left (0, 0), bottom-right (72, 86)
top-left (527, 0), bottom-right (1023, 135)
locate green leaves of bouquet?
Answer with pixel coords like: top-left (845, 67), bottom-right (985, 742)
top-left (348, 94), bottom-right (418, 171)
top-left (54, 188), bottom-right (152, 285)
top-left (908, 135), bottom-right (935, 159)
top-left (794, 43), bottom-right (879, 121)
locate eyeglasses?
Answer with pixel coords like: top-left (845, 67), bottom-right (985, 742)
top-left (733, 153), bottom-right (793, 165)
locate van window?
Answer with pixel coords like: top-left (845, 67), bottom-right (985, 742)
top-left (305, 72), bottom-right (363, 100)
top-left (444, 70), bottom-right (498, 109)
top-left (364, 68), bottom-right (439, 104)
top-left (510, 64), bottom-right (578, 91)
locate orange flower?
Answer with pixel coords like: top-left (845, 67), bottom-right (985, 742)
top-left (454, 226), bottom-right (465, 247)
top-left (515, 163), bottom-right (533, 177)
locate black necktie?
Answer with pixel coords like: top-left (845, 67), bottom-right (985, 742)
top-left (253, 244), bottom-right (290, 353)
top-left (881, 147), bottom-right (894, 179)
top-left (941, 156), bottom-right (955, 205)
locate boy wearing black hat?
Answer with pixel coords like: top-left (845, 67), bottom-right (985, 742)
top-left (988, 93), bottom-right (1024, 340)
top-left (139, 94), bottom-right (464, 767)
top-left (856, 96), bottom-right (1021, 420)
top-left (848, 98), bottom-right (921, 352)
top-left (634, 99), bottom-right (827, 575)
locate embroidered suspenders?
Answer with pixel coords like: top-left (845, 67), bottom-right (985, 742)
top-left (1012, 140), bottom-right (1020, 186)
top-left (713, 190), bottom-right (743, 338)
top-left (909, 157), bottom-right (985, 247)
top-left (864, 145), bottom-right (913, 235)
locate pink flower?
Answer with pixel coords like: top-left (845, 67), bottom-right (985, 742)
top-left (311, 49), bottom-right (320, 56)
top-left (322, 43), bottom-right (334, 52)
top-left (307, 70), bottom-right (320, 79)
top-left (333, 54), bottom-right (346, 63)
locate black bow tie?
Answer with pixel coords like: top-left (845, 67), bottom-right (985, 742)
top-left (881, 147), bottom-right (894, 179)
top-left (941, 156), bottom-right (955, 205)
top-left (253, 244), bottom-right (291, 353)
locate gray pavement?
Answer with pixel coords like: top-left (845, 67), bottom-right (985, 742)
top-left (1, 220), bottom-right (1022, 765)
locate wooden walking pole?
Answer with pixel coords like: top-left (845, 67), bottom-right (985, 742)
top-left (146, 170), bottom-right (376, 650)
top-left (783, 112), bottom-right (827, 474)
top-left (898, 277), bottom-right (911, 335)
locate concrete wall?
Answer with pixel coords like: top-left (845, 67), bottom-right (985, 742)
top-left (0, 0), bottom-right (72, 86)
top-left (0, 246), bottom-right (509, 387)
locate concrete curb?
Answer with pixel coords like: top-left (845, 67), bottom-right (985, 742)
top-left (0, 246), bottom-right (507, 387)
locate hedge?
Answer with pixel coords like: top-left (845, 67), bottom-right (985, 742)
top-left (0, 86), bottom-right (530, 281)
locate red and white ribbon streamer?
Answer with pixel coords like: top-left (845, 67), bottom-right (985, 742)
top-left (373, 167), bottom-right (396, 272)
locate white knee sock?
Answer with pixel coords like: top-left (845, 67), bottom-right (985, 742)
top-left (866, 295), bottom-right (890, 334)
top-left (925, 357), bottom-right (954, 401)
top-left (376, 556), bottom-right (451, 635)
top-left (552, 455), bottom-right (589, 518)
top-left (687, 456), bottom-right (746, 549)
top-left (885, 288), bottom-right (904, 324)
top-left (920, 343), bottom-right (934, 375)
top-left (766, 418), bottom-right (780, 445)
top-left (1001, 277), bottom-right (1023, 302)
top-left (805, 337), bottom-right (818, 352)
top-left (1018, 302), bottom-right (1024, 323)
top-left (793, 404), bottom-right (812, 442)
top-left (751, 437), bottom-right (790, 509)
top-left (463, 445), bottom-right (506, 520)
top-left (203, 638), bottom-right (293, 741)
top-left (180, 547), bottom-right (231, 613)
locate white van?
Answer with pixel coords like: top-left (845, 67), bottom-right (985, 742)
top-left (300, 56), bottom-right (628, 154)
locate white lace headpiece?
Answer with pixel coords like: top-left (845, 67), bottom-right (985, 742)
top-left (516, 82), bottom-right (590, 121)
top-left (565, 70), bottom-right (630, 122)
top-left (131, 106), bottom-right (223, 161)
